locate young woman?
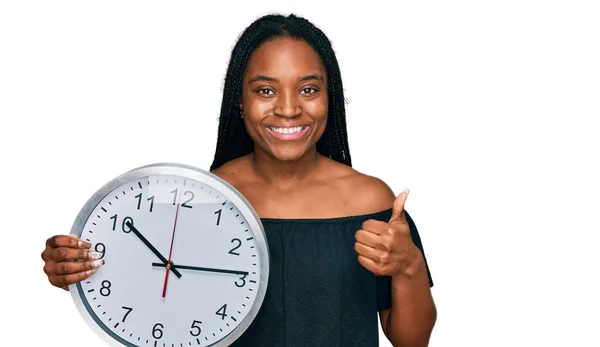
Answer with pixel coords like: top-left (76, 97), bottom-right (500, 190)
top-left (41, 13), bottom-right (437, 346)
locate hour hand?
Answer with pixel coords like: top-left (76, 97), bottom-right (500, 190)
top-left (152, 263), bottom-right (248, 276)
top-left (126, 221), bottom-right (182, 278)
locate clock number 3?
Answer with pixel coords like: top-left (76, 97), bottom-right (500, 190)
top-left (235, 274), bottom-right (247, 287)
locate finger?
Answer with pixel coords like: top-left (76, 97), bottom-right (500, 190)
top-left (389, 188), bottom-right (409, 224)
top-left (46, 235), bottom-right (92, 249)
top-left (354, 242), bottom-right (382, 263)
top-left (45, 259), bottom-right (104, 277)
top-left (49, 269), bottom-right (97, 288)
top-left (47, 247), bottom-right (102, 262)
top-left (355, 229), bottom-right (384, 248)
top-left (357, 255), bottom-right (382, 276)
top-left (360, 219), bottom-right (388, 235)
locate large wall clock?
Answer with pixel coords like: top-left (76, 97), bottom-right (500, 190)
top-left (68, 162), bottom-right (270, 347)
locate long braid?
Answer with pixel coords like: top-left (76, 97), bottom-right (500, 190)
top-left (210, 14), bottom-right (352, 170)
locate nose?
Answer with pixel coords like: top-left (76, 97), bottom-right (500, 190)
top-left (273, 91), bottom-right (302, 118)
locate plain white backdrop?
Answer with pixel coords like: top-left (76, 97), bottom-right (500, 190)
top-left (1, 1), bottom-right (599, 346)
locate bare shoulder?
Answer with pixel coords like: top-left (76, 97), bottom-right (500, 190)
top-left (210, 154), bottom-right (253, 187)
top-left (322, 158), bottom-right (397, 215)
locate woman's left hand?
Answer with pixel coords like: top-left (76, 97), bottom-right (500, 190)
top-left (354, 189), bottom-right (424, 278)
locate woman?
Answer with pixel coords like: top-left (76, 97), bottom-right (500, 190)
top-left (41, 13), bottom-right (436, 346)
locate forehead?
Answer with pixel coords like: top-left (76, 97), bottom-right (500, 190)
top-left (245, 37), bottom-right (326, 78)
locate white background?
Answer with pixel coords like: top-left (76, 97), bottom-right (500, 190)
top-left (1, 1), bottom-right (599, 346)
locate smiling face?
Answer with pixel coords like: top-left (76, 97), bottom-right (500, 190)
top-left (241, 37), bottom-right (328, 163)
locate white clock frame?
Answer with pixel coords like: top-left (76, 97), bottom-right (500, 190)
top-left (68, 163), bottom-right (270, 347)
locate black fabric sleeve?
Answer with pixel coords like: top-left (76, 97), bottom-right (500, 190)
top-left (376, 210), bottom-right (434, 311)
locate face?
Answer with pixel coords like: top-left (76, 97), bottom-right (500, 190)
top-left (241, 37), bottom-right (328, 163)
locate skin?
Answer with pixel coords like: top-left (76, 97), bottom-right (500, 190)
top-left (41, 37), bottom-right (436, 346)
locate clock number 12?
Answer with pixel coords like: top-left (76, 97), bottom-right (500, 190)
top-left (171, 189), bottom-right (194, 208)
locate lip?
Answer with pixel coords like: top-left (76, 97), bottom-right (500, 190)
top-left (265, 125), bottom-right (311, 141)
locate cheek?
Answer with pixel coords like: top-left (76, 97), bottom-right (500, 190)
top-left (248, 103), bottom-right (272, 119)
top-left (303, 96), bottom-right (328, 121)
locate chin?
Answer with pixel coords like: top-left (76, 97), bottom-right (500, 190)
top-left (268, 145), bottom-right (313, 163)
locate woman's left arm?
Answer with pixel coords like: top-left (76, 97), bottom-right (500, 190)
top-left (354, 187), bottom-right (436, 346)
top-left (378, 252), bottom-right (436, 347)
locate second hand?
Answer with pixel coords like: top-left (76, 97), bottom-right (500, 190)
top-left (162, 189), bottom-right (182, 298)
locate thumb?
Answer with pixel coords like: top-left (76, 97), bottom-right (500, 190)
top-left (389, 188), bottom-right (409, 224)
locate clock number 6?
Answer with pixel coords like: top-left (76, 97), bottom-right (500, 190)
top-left (110, 214), bottom-right (133, 233)
top-left (152, 323), bottom-right (164, 340)
top-left (190, 320), bottom-right (202, 337)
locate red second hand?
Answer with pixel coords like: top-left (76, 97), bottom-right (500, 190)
top-left (162, 189), bottom-right (182, 298)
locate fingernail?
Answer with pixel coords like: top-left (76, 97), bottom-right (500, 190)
top-left (78, 240), bottom-right (92, 248)
top-left (86, 269), bottom-right (95, 276)
top-left (89, 252), bottom-right (102, 259)
top-left (402, 187), bottom-right (410, 194)
top-left (92, 259), bottom-right (105, 268)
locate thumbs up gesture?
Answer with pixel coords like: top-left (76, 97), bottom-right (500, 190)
top-left (354, 189), bottom-right (423, 277)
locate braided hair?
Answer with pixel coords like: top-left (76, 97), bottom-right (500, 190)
top-left (210, 13), bottom-right (352, 171)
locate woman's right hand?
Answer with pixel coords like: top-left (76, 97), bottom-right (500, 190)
top-left (41, 235), bottom-right (105, 291)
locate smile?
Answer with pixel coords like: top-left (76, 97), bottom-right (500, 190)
top-left (266, 125), bottom-right (310, 140)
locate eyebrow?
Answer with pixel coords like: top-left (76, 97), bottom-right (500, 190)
top-left (247, 74), bottom-right (324, 84)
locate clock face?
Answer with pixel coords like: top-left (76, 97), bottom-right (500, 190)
top-left (69, 163), bottom-right (269, 347)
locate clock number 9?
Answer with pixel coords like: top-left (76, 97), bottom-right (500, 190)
top-left (152, 323), bottom-right (164, 340)
top-left (94, 243), bottom-right (106, 259)
top-left (110, 214), bottom-right (133, 233)
top-left (190, 320), bottom-right (202, 337)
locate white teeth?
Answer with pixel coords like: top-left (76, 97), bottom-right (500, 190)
top-left (270, 126), bottom-right (304, 134)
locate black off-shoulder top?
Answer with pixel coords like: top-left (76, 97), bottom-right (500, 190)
top-left (230, 209), bottom-right (433, 347)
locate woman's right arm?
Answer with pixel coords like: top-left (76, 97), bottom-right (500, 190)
top-left (41, 235), bottom-right (105, 290)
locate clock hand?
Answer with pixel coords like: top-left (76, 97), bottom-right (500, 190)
top-left (126, 221), bottom-right (182, 278)
top-left (152, 262), bottom-right (249, 276)
top-left (162, 191), bottom-right (182, 298)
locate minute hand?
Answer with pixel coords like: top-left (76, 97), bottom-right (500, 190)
top-left (126, 221), bottom-right (182, 278)
top-left (152, 263), bottom-right (248, 276)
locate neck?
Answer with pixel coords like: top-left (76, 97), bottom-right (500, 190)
top-left (251, 147), bottom-right (320, 185)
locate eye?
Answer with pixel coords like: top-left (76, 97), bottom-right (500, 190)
top-left (256, 88), bottom-right (274, 96)
top-left (300, 87), bottom-right (318, 95)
